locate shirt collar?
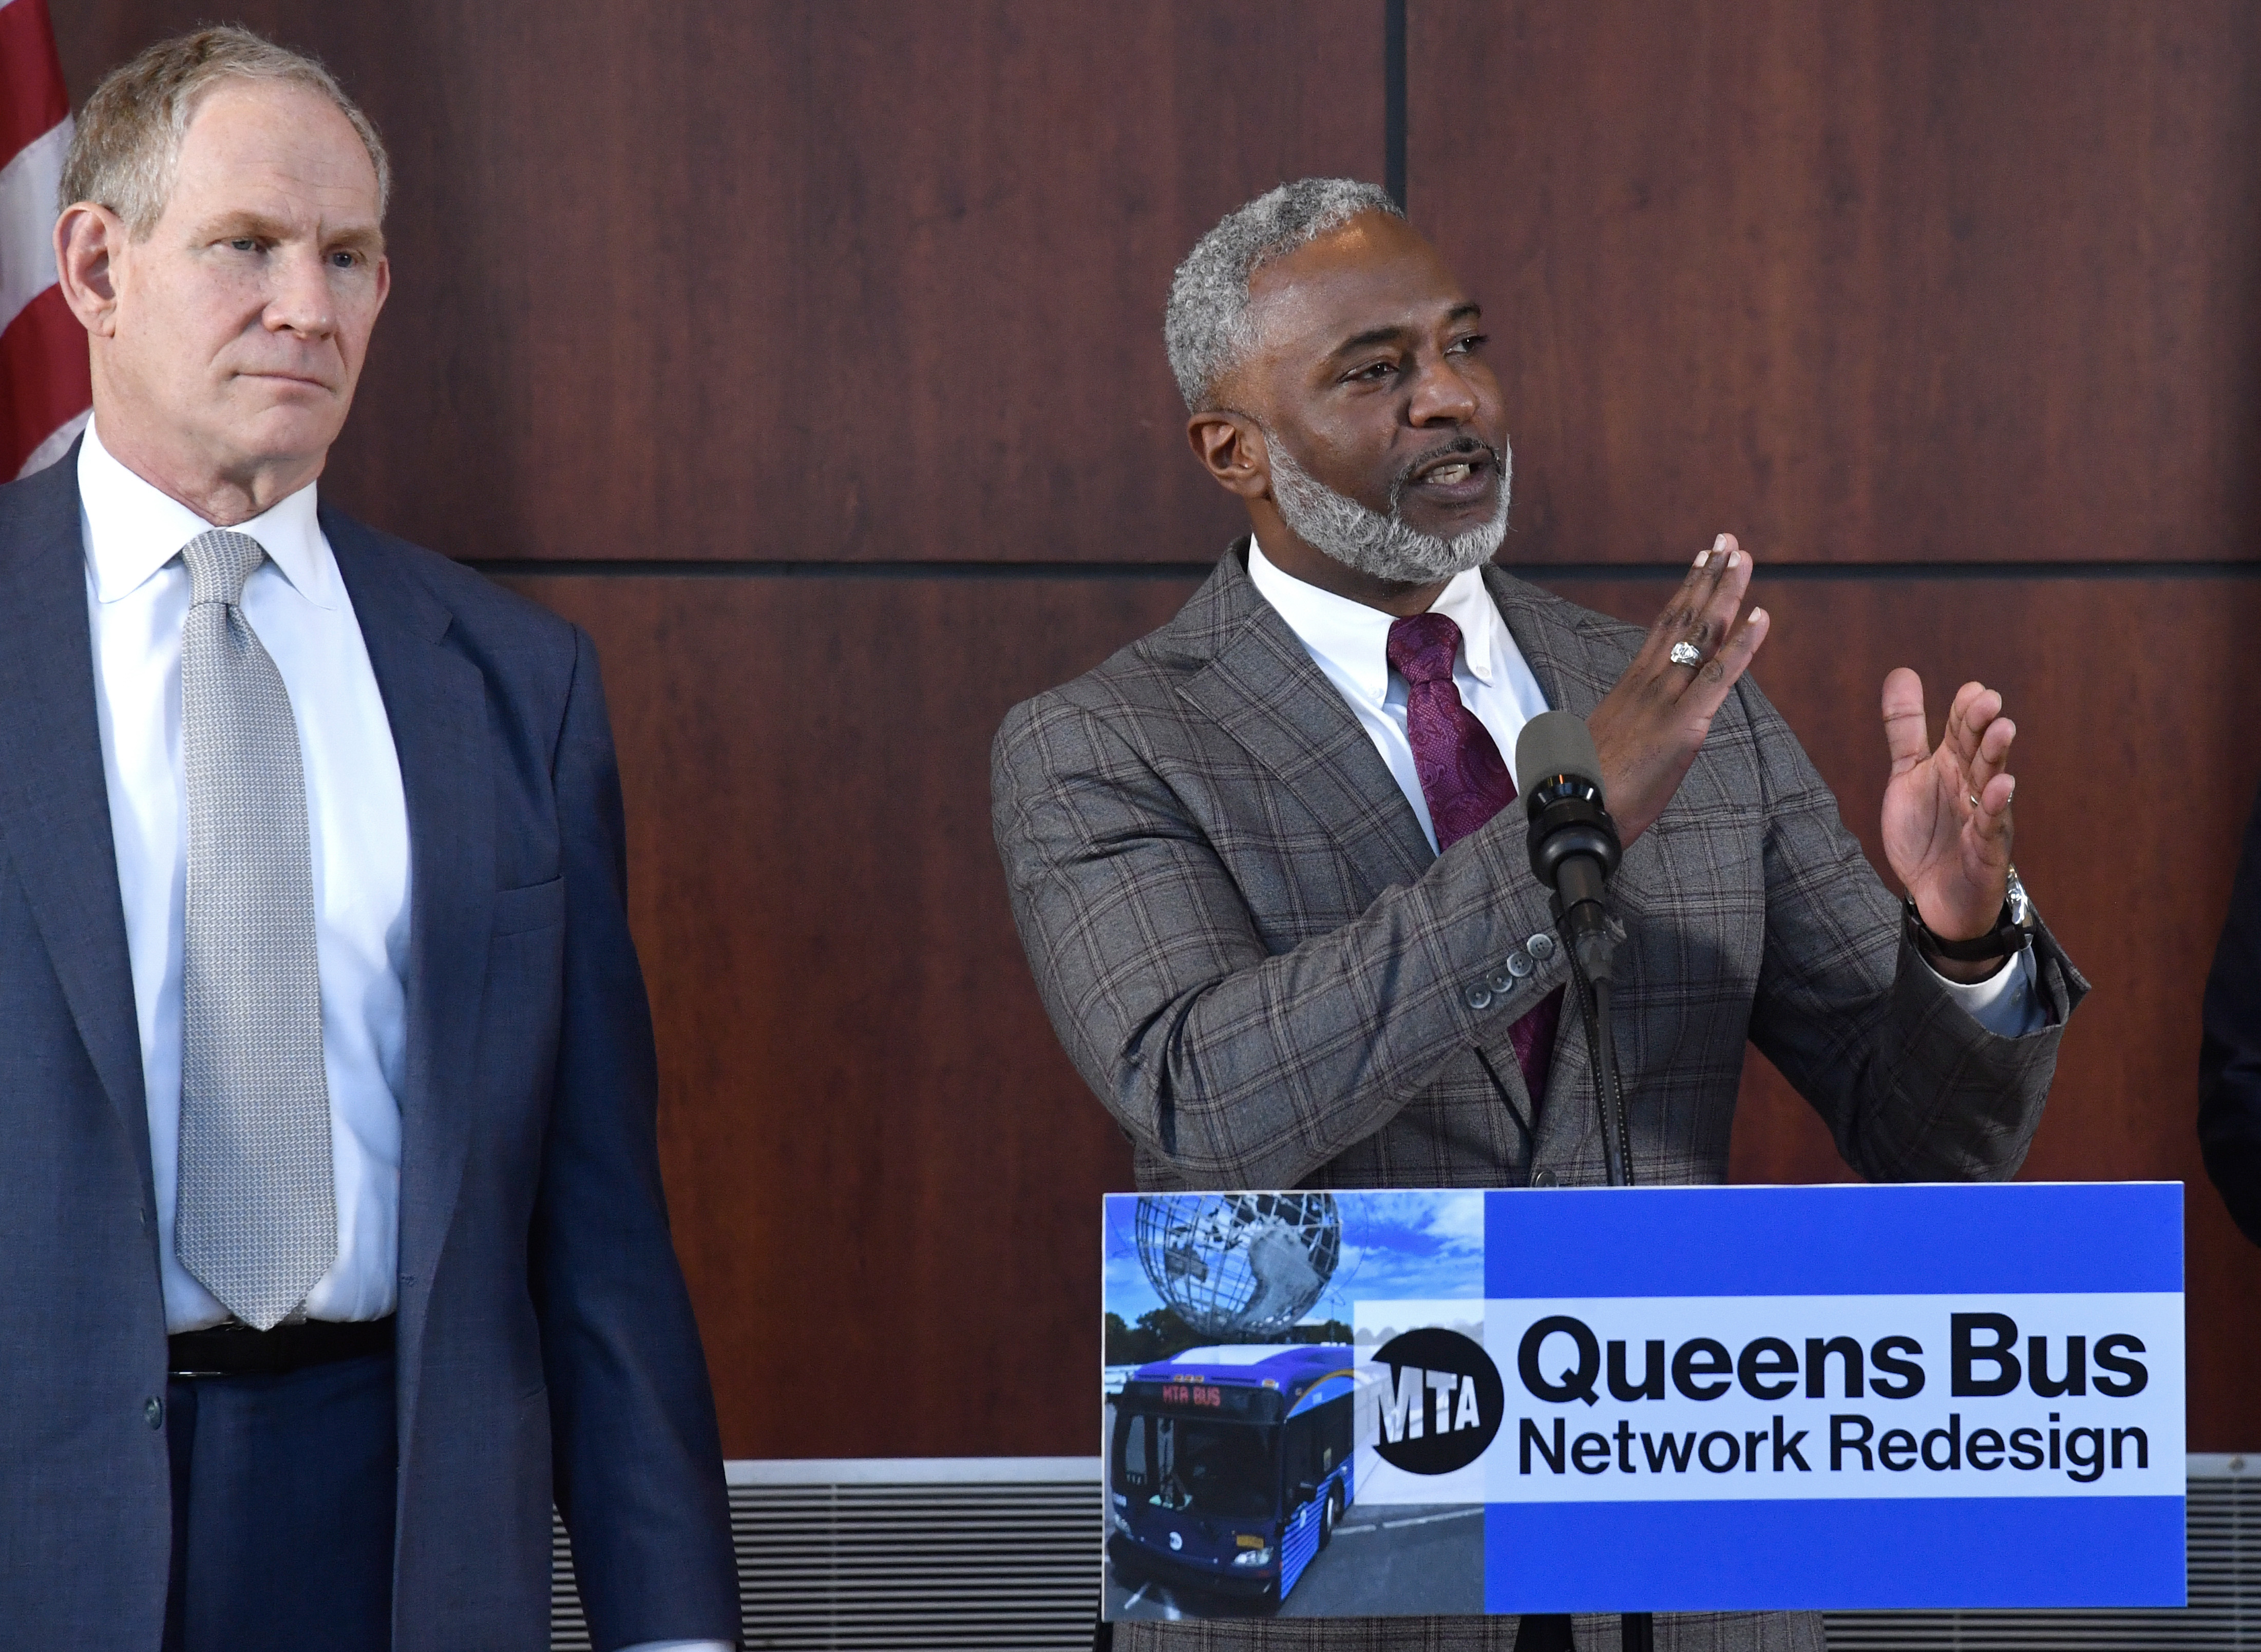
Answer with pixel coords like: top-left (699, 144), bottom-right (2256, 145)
top-left (78, 419), bottom-right (335, 609)
top-left (1246, 536), bottom-right (1496, 704)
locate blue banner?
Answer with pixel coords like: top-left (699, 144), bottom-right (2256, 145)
top-left (1100, 1184), bottom-right (2184, 1622)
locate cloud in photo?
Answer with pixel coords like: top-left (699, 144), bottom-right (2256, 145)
top-left (1314, 1191), bottom-right (1485, 1317)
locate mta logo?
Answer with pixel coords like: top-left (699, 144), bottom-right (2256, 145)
top-left (1369, 1328), bottom-right (1504, 1474)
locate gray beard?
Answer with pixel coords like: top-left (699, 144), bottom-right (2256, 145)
top-left (1267, 435), bottom-right (1511, 584)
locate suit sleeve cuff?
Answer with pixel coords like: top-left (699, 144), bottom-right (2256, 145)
top-left (1923, 943), bottom-right (2048, 1037)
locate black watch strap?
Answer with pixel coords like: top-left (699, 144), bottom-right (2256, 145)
top-left (1904, 893), bottom-right (2031, 965)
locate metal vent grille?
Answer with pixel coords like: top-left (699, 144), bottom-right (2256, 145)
top-left (552, 1456), bottom-right (2260, 1650)
top-left (551, 1458), bottom-right (1100, 1651)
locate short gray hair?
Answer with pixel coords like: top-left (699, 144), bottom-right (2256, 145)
top-left (1164, 179), bottom-right (1402, 411)
top-left (61, 26), bottom-right (390, 236)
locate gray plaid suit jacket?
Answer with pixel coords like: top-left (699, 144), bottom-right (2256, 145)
top-left (992, 543), bottom-right (2086, 1652)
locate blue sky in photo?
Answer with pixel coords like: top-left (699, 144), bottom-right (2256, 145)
top-left (1103, 1190), bottom-right (1487, 1328)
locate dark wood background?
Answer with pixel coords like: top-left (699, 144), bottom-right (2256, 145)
top-left (51, 1), bottom-right (2261, 1455)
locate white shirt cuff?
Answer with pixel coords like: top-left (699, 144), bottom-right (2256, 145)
top-left (1925, 943), bottom-right (2047, 1037)
top-left (616, 1642), bottom-right (733, 1651)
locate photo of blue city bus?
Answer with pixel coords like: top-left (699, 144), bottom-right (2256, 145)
top-left (1107, 1344), bottom-right (1357, 1606)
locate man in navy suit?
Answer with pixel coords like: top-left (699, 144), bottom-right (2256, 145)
top-left (0, 28), bottom-right (738, 1650)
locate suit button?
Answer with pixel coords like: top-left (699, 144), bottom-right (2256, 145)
top-left (1507, 951), bottom-right (1533, 978)
top-left (1466, 985), bottom-right (1493, 1010)
top-left (1487, 968), bottom-right (1517, 995)
top-left (1528, 933), bottom-right (1557, 961)
top-left (145, 1397), bottom-right (164, 1429)
top-left (1531, 1168), bottom-right (1560, 1188)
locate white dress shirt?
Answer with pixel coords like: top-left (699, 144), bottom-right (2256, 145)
top-left (1245, 539), bottom-right (2043, 1035)
top-left (79, 423), bottom-right (411, 1335)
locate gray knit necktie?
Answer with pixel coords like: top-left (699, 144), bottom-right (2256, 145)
top-left (174, 529), bottom-right (337, 1331)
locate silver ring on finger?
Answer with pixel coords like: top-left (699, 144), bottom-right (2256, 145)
top-left (1669, 641), bottom-right (1703, 668)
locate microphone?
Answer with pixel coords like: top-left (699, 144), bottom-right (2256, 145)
top-left (1514, 712), bottom-right (1623, 984)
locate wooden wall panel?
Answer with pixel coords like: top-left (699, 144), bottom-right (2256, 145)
top-left (1410, 1), bottom-right (2261, 566)
top-left (502, 570), bottom-right (1199, 1458)
top-left (54, 1), bottom-right (1383, 565)
top-left (520, 553), bottom-right (2261, 1456)
top-left (1545, 569), bottom-right (2261, 1448)
top-left (46, 0), bottom-right (2261, 1463)
top-left (47, 1), bottom-right (1383, 1457)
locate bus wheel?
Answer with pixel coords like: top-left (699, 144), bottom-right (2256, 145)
top-left (1318, 1487), bottom-right (1340, 1550)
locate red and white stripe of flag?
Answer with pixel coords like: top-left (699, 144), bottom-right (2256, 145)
top-left (2, 0), bottom-right (90, 480)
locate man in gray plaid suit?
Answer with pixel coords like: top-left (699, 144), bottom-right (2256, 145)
top-left (992, 181), bottom-right (2086, 1652)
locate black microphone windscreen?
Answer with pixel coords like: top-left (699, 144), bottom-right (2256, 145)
top-left (1515, 710), bottom-right (1605, 800)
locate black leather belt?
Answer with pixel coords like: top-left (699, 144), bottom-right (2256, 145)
top-left (167, 1315), bottom-right (395, 1378)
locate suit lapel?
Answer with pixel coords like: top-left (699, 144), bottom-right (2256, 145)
top-left (0, 452), bottom-right (155, 1211)
top-left (1172, 548), bottom-right (1435, 901)
top-left (325, 511), bottom-right (492, 1389)
top-left (1485, 566), bottom-right (1614, 721)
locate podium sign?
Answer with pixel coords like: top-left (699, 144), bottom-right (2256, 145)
top-left (1100, 1184), bottom-right (2183, 1623)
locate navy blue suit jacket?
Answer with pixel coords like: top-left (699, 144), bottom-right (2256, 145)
top-left (0, 450), bottom-right (739, 1650)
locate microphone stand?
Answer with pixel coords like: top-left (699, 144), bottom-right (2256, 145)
top-left (1513, 720), bottom-right (1655, 1652)
top-left (1558, 905), bottom-right (1651, 1652)
top-left (1563, 935), bottom-right (1632, 1192)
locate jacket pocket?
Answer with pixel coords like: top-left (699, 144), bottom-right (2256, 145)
top-left (491, 876), bottom-right (565, 937)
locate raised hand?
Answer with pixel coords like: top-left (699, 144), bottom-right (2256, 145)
top-left (1587, 533), bottom-right (1771, 844)
top-left (1879, 668), bottom-right (2016, 963)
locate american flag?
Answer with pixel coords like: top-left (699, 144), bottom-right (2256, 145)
top-left (1, 0), bottom-right (89, 479)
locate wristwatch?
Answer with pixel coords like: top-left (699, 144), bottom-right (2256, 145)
top-left (1904, 867), bottom-right (2036, 965)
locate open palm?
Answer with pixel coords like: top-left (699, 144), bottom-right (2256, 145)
top-left (1879, 667), bottom-right (2015, 943)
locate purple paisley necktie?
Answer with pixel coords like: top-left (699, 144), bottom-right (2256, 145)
top-left (1386, 611), bottom-right (1566, 1103)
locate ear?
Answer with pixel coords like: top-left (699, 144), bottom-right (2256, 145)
top-left (54, 203), bottom-right (125, 338)
top-left (1186, 409), bottom-right (1271, 501)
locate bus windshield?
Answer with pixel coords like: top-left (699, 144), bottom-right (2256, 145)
top-left (1116, 1410), bottom-right (1276, 1521)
